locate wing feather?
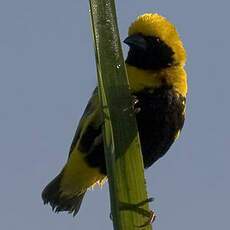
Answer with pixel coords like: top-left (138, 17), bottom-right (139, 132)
top-left (68, 87), bottom-right (101, 156)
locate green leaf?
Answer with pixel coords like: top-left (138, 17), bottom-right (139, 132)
top-left (89, 1), bottom-right (153, 229)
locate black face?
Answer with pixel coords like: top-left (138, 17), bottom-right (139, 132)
top-left (124, 33), bottom-right (175, 70)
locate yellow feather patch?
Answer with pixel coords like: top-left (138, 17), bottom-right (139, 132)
top-left (128, 13), bottom-right (186, 66)
top-left (127, 64), bottom-right (188, 97)
top-left (60, 148), bottom-right (105, 198)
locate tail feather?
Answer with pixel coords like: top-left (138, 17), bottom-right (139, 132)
top-left (42, 173), bottom-right (85, 216)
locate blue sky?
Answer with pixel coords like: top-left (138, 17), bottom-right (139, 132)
top-left (0, 1), bottom-right (229, 229)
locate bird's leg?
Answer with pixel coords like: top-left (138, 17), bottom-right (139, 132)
top-left (120, 198), bottom-right (156, 227)
top-left (123, 95), bottom-right (141, 115)
top-left (110, 197), bottom-right (156, 227)
top-left (131, 95), bottom-right (141, 114)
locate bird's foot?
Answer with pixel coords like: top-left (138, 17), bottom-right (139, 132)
top-left (110, 197), bottom-right (156, 227)
top-left (123, 95), bottom-right (141, 115)
top-left (131, 95), bottom-right (141, 114)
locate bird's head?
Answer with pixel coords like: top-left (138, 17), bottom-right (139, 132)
top-left (124, 14), bottom-right (186, 70)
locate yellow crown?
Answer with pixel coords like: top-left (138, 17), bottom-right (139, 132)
top-left (128, 14), bottom-right (186, 65)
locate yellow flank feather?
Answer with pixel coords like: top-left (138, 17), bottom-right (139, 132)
top-left (128, 13), bottom-right (186, 66)
top-left (59, 105), bottom-right (105, 197)
top-left (60, 148), bottom-right (105, 198)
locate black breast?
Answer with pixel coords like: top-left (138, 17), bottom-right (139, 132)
top-left (134, 86), bottom-right (186, 168)
top-left (83, 86), bottom-right (185, 174)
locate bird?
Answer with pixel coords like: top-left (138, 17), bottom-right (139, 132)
top-left (42, 13), bottom-right (187, 216)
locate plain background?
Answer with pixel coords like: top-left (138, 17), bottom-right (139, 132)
top-left (0, 1), bottom-right (229, 229)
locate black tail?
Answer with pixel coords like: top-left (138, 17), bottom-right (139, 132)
top-left (42, 173), bottom-right (85, 216)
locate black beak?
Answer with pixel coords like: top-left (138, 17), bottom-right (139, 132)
top-left (123, 34), bottom-right (147, 50)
